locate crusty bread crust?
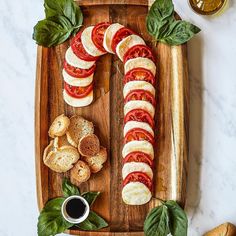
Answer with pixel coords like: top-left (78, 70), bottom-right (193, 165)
top-left (78, 134), bottom-right (100, 157)
top-left (43, 140), bottom-right (54, 162)
top-left (53, 135), bottom-right (71, 148)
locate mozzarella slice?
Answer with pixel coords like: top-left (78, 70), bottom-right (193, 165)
top-left (122, 182), bottom-right (152, 205)
top-left (103, 23), bottom-right (124, 53)
top-left (122, 140), bottom-right (154, 160)
top-left (65, 47), bottom-right (95, 69)
top-left (124, 100), bottom-right (155, 118)
top-left (123, 81), bottom-right (156, 99)
top-left (124, 57), bottom-right (156, 76)
top-left (62, 69), bottom-right (93, 87)
top-left (81, 26), bottom-right (105, 57)
top-left (116, 35), bottom-right (146, 61)
top-left (63, 90), bottom-right (93, 107)
top-left (122, 162), bottom-right (153, 179)
top-left (124, 121), bottom-right (154, 137)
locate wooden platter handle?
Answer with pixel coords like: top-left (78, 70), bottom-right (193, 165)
top-left (76, 0), bottom-right (149, 6)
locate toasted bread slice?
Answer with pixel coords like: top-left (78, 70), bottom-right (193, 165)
top-left (44, 146), bottom-right (80, 173)
top-left (70, 160), bottom-right (91, 185)
top-left (78, 134), bottom-right (100, 157)
top-left (43, 140), bottom-right (55, 162)
top-left (83, 146), bottom-right (107, 173)
top-left (53, 135), bottom-right (71, 148)
top-left (48, 114), bottom-right (70, 138)
top-left (66, 115), bottom-right (94, 147)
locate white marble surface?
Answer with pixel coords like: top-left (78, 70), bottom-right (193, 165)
top-left (0, 0), bottom-right (236, 235)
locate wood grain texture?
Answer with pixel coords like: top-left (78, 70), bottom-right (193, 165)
top-left (35, 0), bottom-right (189, 235)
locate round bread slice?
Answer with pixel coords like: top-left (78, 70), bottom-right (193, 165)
top-left (66, 115), bottom-right (94, 147)
top-left (116, 35), bottom-right (145, 61)
top-left (44, 146), bottom-right (80, 173)
top-left (83, 146), bottom-right (107, 173)
top-left (70, 160), bottom-right (91, 185)
top-left (43, 140), bottom-right (55, 162)
top-left (124, 57), bottom-right (156, 76)
top-left (78, 134), bottom-right (100, 157)
top-left (124, 121), bottom-right (154, 137)
top-left (122, 140), bottom-right (154, 160)
top-left (122, 182), bottom-right (152, 205)
top-left (122, 162), bottom-right (153, 179)
top-left (53, 135), bottom-right (71, 148)
top-left (48, 114), bottom-right (70, 138)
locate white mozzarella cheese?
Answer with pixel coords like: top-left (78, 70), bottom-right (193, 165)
top-left (122, 182), bottom-right (152, 205)
top-left (116, 35), bottom-right (146, 61)
top-left (124, 100), bottom-right (155, 118)
top-left (103, 23), bottom-right (124, 53)
top-left (124, 57), bottom-right (156, 76)
top-left (63, 90), bottom-right (93, 107)
top-left (123, 121), bottom-right (154, 137)
top-left (81, 26), bottom-right (105, 57)
top-left (123, 81), bottom-right (156, 99)
top-left (65, 47), bottom-right (95, 69)
top-left (62, 69), bottom-right (93, 87)
top-left (122, 140), bottom-right (154, 160)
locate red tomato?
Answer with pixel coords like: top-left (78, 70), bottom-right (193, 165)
top-left (64, 82), bottom-right (93, 99)
top-left (123, 171), bottom-right (152, 191)
top-left (64, 61), bottom-right (96, 78)
top-left (111, 27), bottom-right (134, 53)
top-left (124, 89), bottom-right (156, 107)
top-left (124, 109), bottom-right (155, 128)
top-left (124, 128), bottom-right (154, 145)
top-left (123, 45), bottom-right (155, 64)
top-left (123, 151), bottom-right (153, 167)
top-left (71, 31), bottom-right (99, 61)
top-left (92, 22), bottom-right (111, 52)
top-left (123, 68), bottom-right (155, 85)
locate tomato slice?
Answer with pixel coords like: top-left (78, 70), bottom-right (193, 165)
top-left (124, 89), bottom-right (156, 107)
top-left (92, 22), bottom-right (111, 52)
top-left (123, 45), bottom-right (155, 64)
top-left (71, 31), bottom-right (99, 61)
top-left (64, 61), bottom-right (96, 78)
top-left (123, 151), bottom-right (153, 167)
top-left (64, 82), bottom-right (93, 99)
top-left (123, 171), bottom-right (152, 191)
top-left (123, 68), bottom-right (155, 85)
top-left (124, 128), bottom-right (154, 145)
top-left (124, 109), bottom-right (155, 128)
top-left (111, 27), bottom-right (134, 53)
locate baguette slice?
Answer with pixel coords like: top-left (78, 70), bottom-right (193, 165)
top-left (78, 134), bottom-right (100, 157)
top-left (66, 115), bottom-right (94, 147)
top-left (53, 135), bottom-right (71, 148)
top-left (48, 114), bottom-right (70, 138)
top-left (204, 222), bottom-right (236, 236)
top-left (43, 140), bottom-right (55, 162)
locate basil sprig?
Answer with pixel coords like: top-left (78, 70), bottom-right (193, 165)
top-left (144, 200), bottom-right (187, 236)
top-left (146, 0), bottom-right (200, 45)
top-left (37, 178), bottom-right (108, 236)
top-left (33, 0), bottom-right (83, 47)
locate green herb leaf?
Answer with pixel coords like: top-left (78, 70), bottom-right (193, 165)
top-left (76, 211), bottom-right (108, 231)
top-left (82, 191), bottom-right (100, 206)
top-left (144, 205), bottom-right (170, 236)
top-left (62, 178), bottom-right (80, 197)
top-left (165, 200), bottom-right (188, 236)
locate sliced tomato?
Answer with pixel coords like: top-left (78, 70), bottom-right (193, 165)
top-left (64, 82), bottom-right (93, 99)
top-left (124, 109), bottom-right (154, 128)
top-left (123, 171), bottom-right (152, 191)
top-left (124, 89), bottom-right (156, 107)
top-left (124, 128), bottom-right (154, 145)
top-left (111, 27), bottom-right (134, 53)
top-left (123, 151), bottom-right (153, 167)
top-left (71, 31), bottom-right (99, 61)
top-left (64, 61), bottom-right (96, 78)
top-left (123, 68), bottom-right (155, 85)
top-left (92, 22), bottom-right (111, 52)
top-left (123, 45), bottom-right (155, 64)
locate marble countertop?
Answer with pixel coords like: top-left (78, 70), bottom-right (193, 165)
top-left (0, 0), bottom-right (236, 235)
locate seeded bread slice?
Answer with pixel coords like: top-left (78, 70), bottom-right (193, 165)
top-left (78, 134), bottom-right (100, 157)
top-left (66, 115), bottom-right (94, 147)
top-left (53, 135), bottom-right (71, 148)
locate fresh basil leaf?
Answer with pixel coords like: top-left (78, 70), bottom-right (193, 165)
top-left (62, 178), bottom-right (80, 197)
top-left (82, 192), bottom-right (100, 206)
top-left (144, 205), bottom-right (170, 236)
top-left (76, 211), bottom-right (108, 231)
top-left (165, 200), bottom-right (188, 236)
top-left (42, 197), bottom-right (65, 212)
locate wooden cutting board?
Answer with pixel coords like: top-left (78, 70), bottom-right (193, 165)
top-left (35, 0), bottom-right (189, 235)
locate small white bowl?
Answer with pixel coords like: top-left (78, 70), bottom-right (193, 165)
top-left (61, 195), bottom-right (90, 224)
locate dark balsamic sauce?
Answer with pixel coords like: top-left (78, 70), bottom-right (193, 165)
top-left (66, 198), bottom-right (86, 219)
